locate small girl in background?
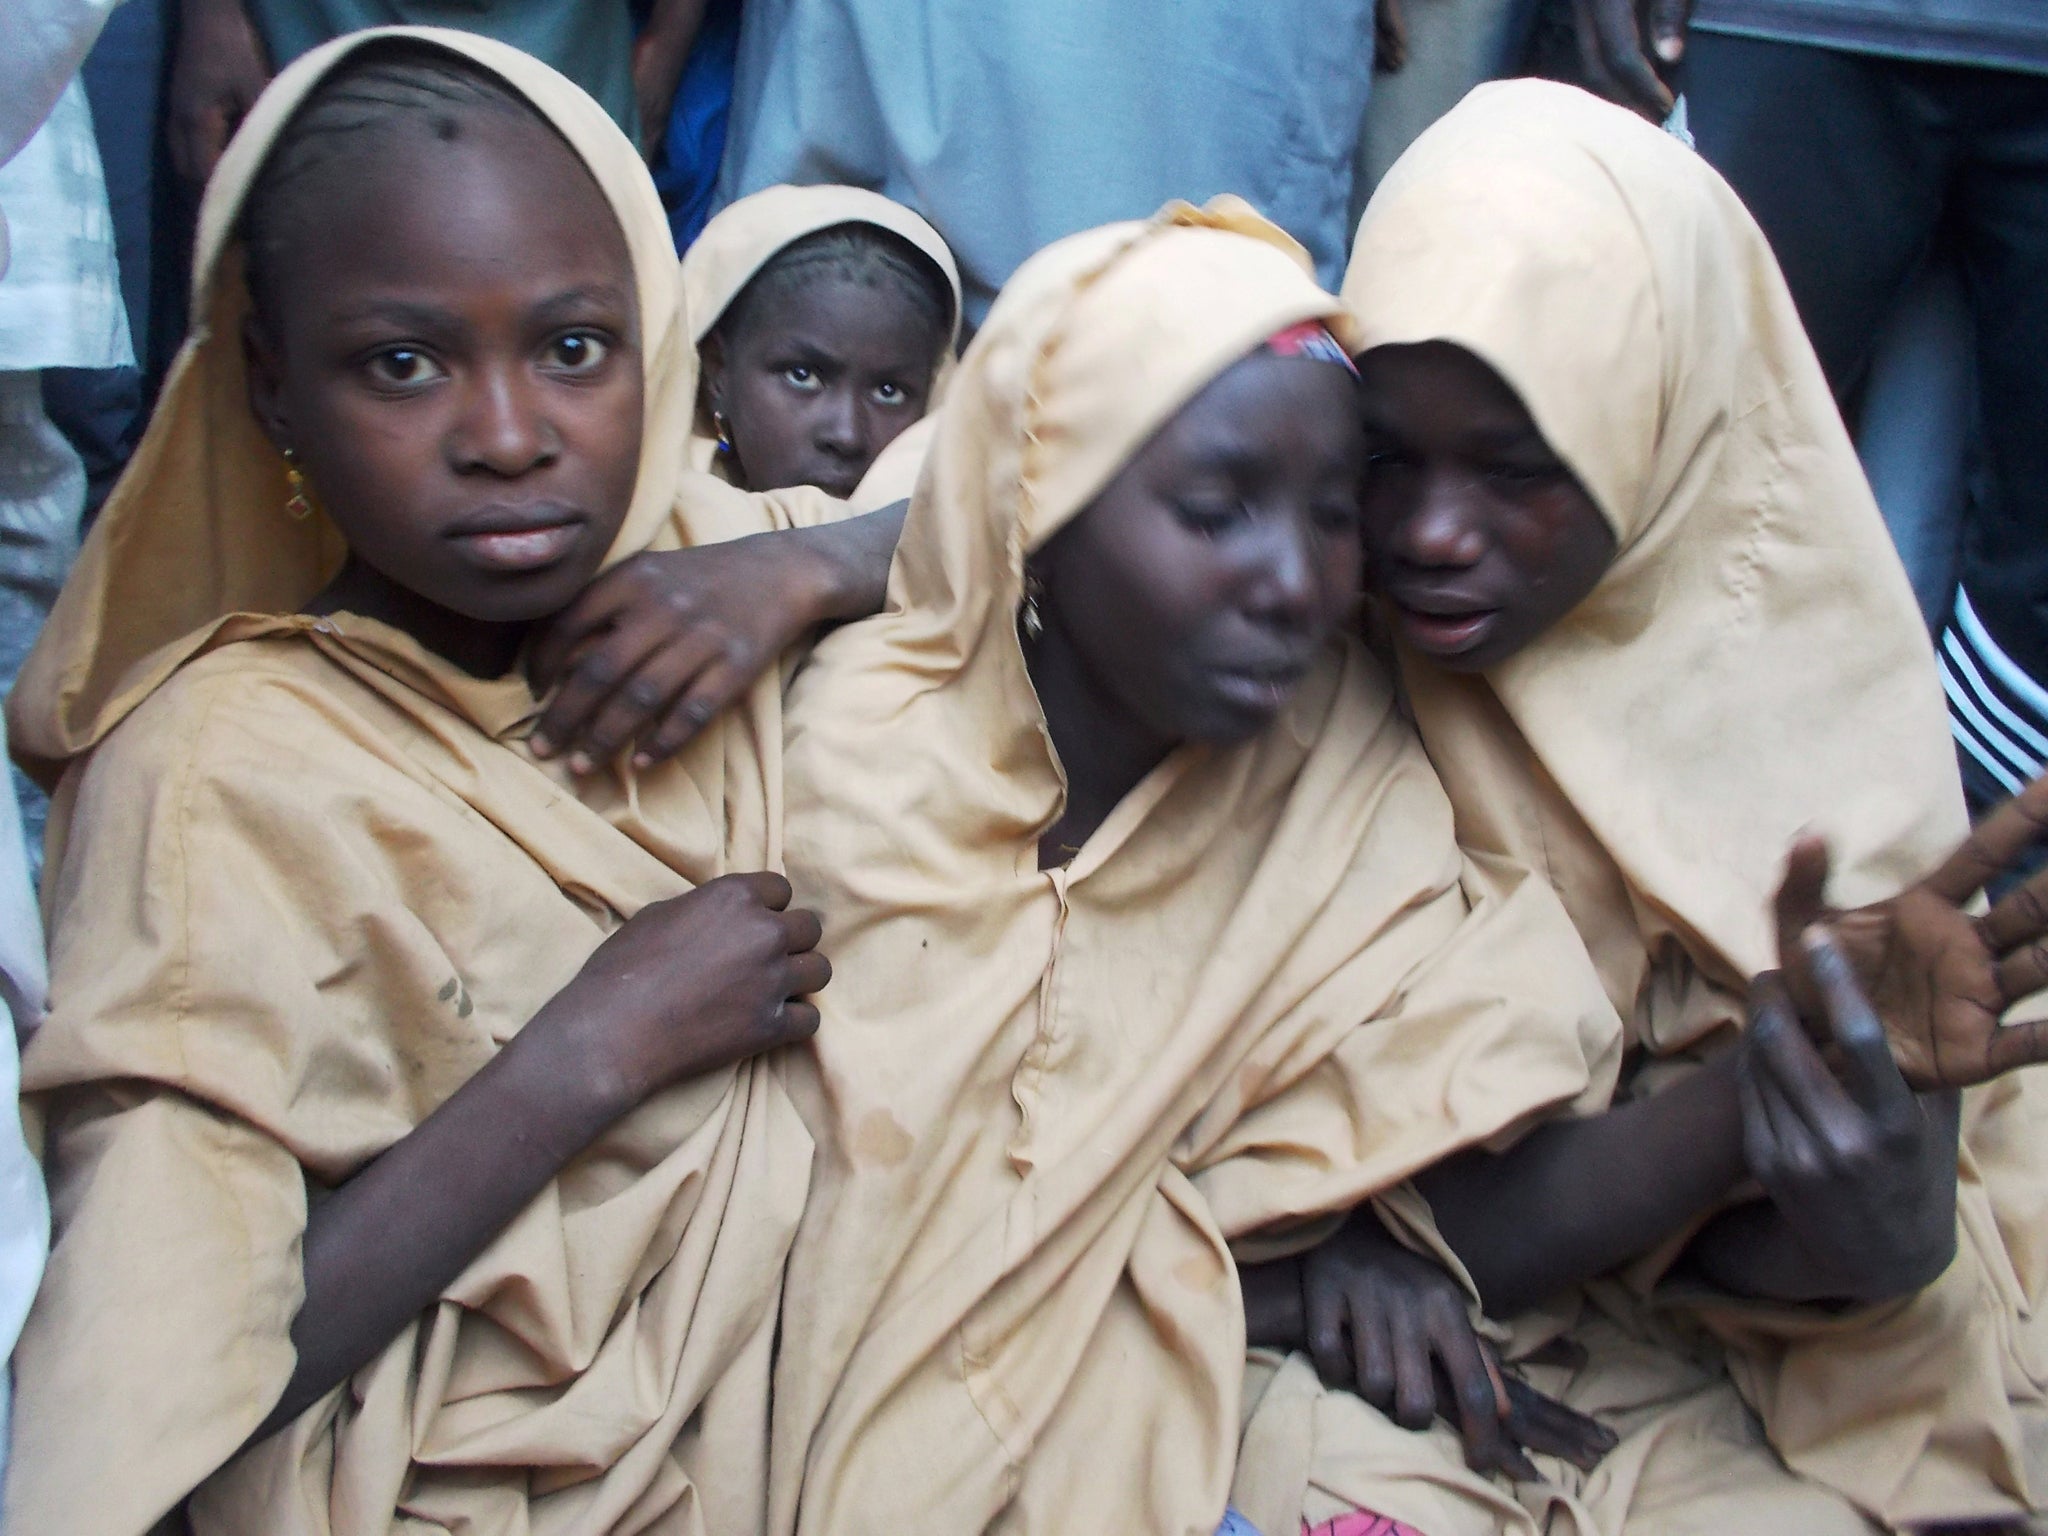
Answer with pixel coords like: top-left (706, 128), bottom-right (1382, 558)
top-left (683, 183), bottom-right (960, 499)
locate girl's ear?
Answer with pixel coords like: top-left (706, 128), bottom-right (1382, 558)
top-left (243, 315), bottom-right (293, 453)
top-left (699, 330), bottom-right (727, 413)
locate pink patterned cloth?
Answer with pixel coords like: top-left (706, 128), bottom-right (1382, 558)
top-left (1264, 319), bottom-right (1360, 375)
top-left (1304, 1514), bottom-right (1427, 1536)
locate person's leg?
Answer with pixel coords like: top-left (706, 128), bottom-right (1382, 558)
top-left (1685, 32), bottom-right (1947, 404)
top-left (42, 0), bottom-right (164, 521)
top-left (1933, 67), bottom-right (2048, 814)
top-left (1353, 0), bottom-right (1542, 207)
top-left (1851, 249), bottom-right (1975, 628)
top-left (0, 373), bottom-right (86, 876)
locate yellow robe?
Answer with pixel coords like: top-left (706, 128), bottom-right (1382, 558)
top-left (1242, 78), bottom-right (2048, 1534)
top-left (4, 30), bottom-right (835, 1535)
top-left (763, 200), bottom-right (1625, 1536)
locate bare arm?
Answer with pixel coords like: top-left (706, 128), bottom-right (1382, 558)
top-left (247, 873), bottom-right (826, 1443)
top-left (1417, 941), bottom-right (1962, 1319)
top-left (250, 1006), bottom-right (619, 1439)
top-left (1412, 1050), bottom-right (1748, 1317)
top-left (528, 501), bottom-right (908, 771)
top-left (168, 0), bottom-right (271, 183)
top-left (631, 0), bottom-right (711, 154)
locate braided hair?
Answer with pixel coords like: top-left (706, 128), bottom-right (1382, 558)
top-left (238, 39), bottom-right (566, 331)
top-left (715, 223), bottom-right (953, 354)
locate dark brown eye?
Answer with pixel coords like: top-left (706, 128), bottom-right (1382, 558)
top-left (545, 332), bottom-right (610, 373)
top-left (366, 348), bottom-right (444, 387)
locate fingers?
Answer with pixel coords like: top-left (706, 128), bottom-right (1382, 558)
top-left (1736, 1023), bottom-right (1782, 1183)
top-left (1927, 771), bottom-right (2048, 905)
top-left (1503, 1376), bottom-right (1618, 1473)
top-left (1389, 1304), bottom-right (1438, 1431)
top-left (1350, 1299), bottom-right (1397, 1415)
top-left (727, 870), bottom-right (795, 911)
top-left (1992, 934), bottom-right (2048, 1011)
top-left (575, 634), bottom-right (728, 772)
top-left (1743, 983), bottom-right (1846, 1173)
top-left (1802, 926), bottom-right (1917, 1125)
top-left (1646, 0), bottom-right (1691, 63)
top-left (776, 999), bottom-right (821, 1041)
top-left (526, 573), bottom-right (634, 693)
top-left (1304, 1278), bottom-right (1352, 1394)
top-left (1774, 835), bottom-right (1832, 958)
top-left (784, 947), bottom-right (832, 998)
top-left (1986, 1015), bottom-right (2048, 1081)
top-left (1430, 1314), bottom-right (1516, 1474)
top-left (529, 618), bottom-right (672, 764)
top-left (635, 659), bottom-right (752, 769)
top-left (781, 905), bottom-right (825, 954)
top-left (1574, 0), bottom-right (1674, 117)
top-left (1981, 857), bottom-right (2048, 958)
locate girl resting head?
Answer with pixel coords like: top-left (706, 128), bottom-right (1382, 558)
top-left (1317, 79), bottom-right (2048, 1532)
top-left (1340, 76), bottom-right (1968, 1014)
top-left (683, 184), bottom-right (960, 499)
top-left (760, 198), bottom-right (1622, 1536)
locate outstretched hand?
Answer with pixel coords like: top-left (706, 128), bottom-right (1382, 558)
top-left (1772, 773), bottom-right (2048, 1089)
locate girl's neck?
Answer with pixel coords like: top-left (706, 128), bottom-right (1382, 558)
top-left (1026, 621), bottom-right (1177, 870)
top-left (306, 557), bottom-right (531, 680)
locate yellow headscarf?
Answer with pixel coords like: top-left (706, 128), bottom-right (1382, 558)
top-left (763, 200), bottom-right (1621, 1534)
top-left (1343, 81), bottom-right (2048, 1527)
top-left (1343, 78), bottom-right (1964, 1044)
top-left (6, 30), bottom-right (824, 1535)
top-left (7, 27), bottom-right (715, 787)
top-left (679, 182), bottom-right (963, 482)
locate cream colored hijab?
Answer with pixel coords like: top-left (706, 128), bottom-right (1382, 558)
top-left (8, 25), bottom-right (702, 785)
top-left (1343, 79), bottom-right (1965, 1036)
top-left (5, 32), bottom-right (824, 1535)
top-left (1343, 84), bottom-right (2048, 1527)
top-left (680, 182), bottom-right (962, 478)
top-left (764, 201), bottom-right (1620, 1533)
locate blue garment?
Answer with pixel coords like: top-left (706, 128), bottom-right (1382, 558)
top-left (652, 0), bottom-right (741, 249)
top-left (1692, 0), bottom-right (2048, 75)
top-left (713, 0), bottom-right (1376, 324)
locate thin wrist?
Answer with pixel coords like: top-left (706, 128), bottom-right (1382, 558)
top-left (791, 526), bottom-right (864, 627)
top-left (498, 1003), bottom-right (636, 1156)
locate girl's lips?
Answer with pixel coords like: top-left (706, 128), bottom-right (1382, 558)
top-left (450, 521), bottom-right (586, 574)
top-left (1396, 603), bottom-right (1499, 656)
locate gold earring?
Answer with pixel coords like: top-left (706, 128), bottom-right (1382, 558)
top-left (712, 410), bottom-right (735, 456)
top-left (283, 448), bottom-right (313, 521)
top-left (1019, 569), bottom-right (1045, 643)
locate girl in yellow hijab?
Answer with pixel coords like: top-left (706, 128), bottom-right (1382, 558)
top-left (761, 197), bottom-right (1625, 1536)
top-left (682, 183), bottom-right (961, 501)
top-left (1262, 78), bottom-right (2048, 1534)
top-left (4, 30), bottom-right (846, 1535)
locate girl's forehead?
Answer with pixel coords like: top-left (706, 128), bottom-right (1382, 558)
top-left (254, 106), bottom-right (633, 304)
